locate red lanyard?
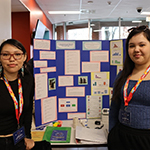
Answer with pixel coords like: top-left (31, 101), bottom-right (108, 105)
top-left (3, 75), bottom-right (24, 126)
top-left (123, 65), bottom-right (150, 106)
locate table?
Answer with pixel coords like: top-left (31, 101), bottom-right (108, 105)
top-left (31, 115), bottom-right (109, 148)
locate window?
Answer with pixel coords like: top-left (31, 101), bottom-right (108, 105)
top-left (68, 28), bottom-right (92, 40)
top-left (101, 26), bottom-right (135, 40)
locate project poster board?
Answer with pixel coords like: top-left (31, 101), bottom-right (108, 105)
top-left (33, 39), bottom-right (124, 127)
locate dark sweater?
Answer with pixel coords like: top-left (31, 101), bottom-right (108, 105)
top-left (0, 73), bottom-right (34, 138)
top-left (109, 78), bottom-right (150, 131)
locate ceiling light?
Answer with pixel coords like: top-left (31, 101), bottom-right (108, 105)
top-left (132, 20), bottom-right (142, 23)
top-left (94, 29), bottom-right (109, 32)
top-left (90, 24), bottom-right (95, 26)
top-left (48, 11), bottom-right (81, 14)
top-left (94, 30), bottom-right (102, 32)
top-left (80, 9), bottom-right (95, 14)
top-left (141, 12), bottom-right (150, 15)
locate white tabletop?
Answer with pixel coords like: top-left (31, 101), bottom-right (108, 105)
top-left (31, 115), bottom-right (109, 146)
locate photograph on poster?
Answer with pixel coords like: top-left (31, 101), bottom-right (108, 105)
top-left (78, 76), bottom-right (88, 85)
top-left (49, 78), bottom-right (56, 90)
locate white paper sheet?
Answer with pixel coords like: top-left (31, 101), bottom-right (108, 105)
top-left (41, 96), bottom-right (57, 124)
top-left (117, 65), bottom-right (123, 74)
top-left (82, 62), bottom-right (100, 73)
top-left (40, 51), bottom-right (56, 59)
top-left (90, 51), bottom-right (109, 62)
top-left (92, 79), bottom-right (109, 87)
top-left (66, 87), bottom-right (85, 97)
top-left (40, 67), bottom-right (56, 73)
top-left (111, 56), bottom-right (122, 65)
top-left (35, 73), bottom-right (48, 100)
top-left (82, 41), bottom-right (101, 50)
top-left (65, 50), bottom-right (80, 75)
top-left (56, 41), bottom-right (75, 49)
top-left (93, 72), bottom-right (108, 79)
top-left (86, 95), bottom-right (102, 119)
top-left (34, 60), bottom-right (47, 68)
top-left (34, 39), bottom-right (50, 50)
top-left (67, 113), bottom-right (86, 119)
top-left (58, 76), bottom-right (73, 86)
top-left (110, 40), bottom-right (122, 50)
top-left (76, 126), bottom-right (107, 143)
top-left (92, 87), bottom-right (108, 95)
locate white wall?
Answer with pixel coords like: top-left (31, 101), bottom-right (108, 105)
top-left (0, 0), bottom-right (11, 44)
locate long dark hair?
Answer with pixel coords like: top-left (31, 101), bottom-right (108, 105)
top-left (0, 39), bottom-right (28, 78)
top-left (112, 25), bottom-right (150, 102)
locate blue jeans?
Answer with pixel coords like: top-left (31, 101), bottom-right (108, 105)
top-left (0, 136), bottom-right (26, 150)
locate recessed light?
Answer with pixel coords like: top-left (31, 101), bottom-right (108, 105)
top-left (48, 11), bottom-right (81, 14)
top-left (90, 24), bottom-right (95, 26)
top-left (94, 29), bottom-right (109, 32)
top-left (132, 20), bottom-right (142, 23)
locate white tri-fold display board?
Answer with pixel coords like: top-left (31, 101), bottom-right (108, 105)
top-left (33, 39), bottom-right (126, 127)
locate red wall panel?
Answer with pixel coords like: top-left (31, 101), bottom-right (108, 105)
top-left (21, 0), bottom-right (53, 38)
top-left (12, 12), bottom-right (31, 60)
top-left (12, 0), bottom-right (53, 60)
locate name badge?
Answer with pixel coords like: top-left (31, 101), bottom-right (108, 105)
top-left (13, 126), bottom-right (25, 145)
top-left (120, 109), bottom-right (131, 124)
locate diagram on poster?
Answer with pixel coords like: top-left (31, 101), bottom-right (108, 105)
top-left (110, 40), bottom-right (123, 65)
top-left (91, 72), bottom-right (109, 96)
top-left (58, 98), bottom-right (77, 112)
top-left (86, 95), bottom-right (102, 119)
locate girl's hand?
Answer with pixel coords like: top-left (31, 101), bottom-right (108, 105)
top-left (24, 138), bottom-right (35, 150)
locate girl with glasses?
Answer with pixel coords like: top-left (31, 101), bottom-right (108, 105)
top-left (0, 39), bottom-right (35, 150)
top-left (108, 25), bottom-right (150, 150)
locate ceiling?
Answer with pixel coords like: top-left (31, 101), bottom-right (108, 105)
top-left (11, 0), bottom-right (150, 26)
